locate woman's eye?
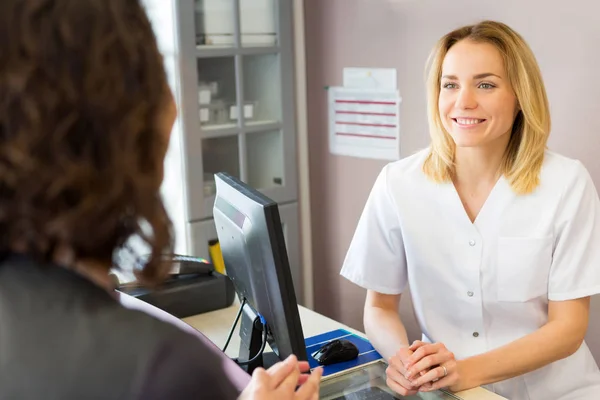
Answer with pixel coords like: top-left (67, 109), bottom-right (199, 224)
top-left (442, 82), bottom-right (457, 89)
top-left (479, 83), bottom-right (495, 89)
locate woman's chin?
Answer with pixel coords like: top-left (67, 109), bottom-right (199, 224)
top-left (451, 135), bottom-right (484, 148)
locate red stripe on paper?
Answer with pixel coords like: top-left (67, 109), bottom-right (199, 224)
top-left (336, 121), bottom-right (396, 128)
top-left (336, 132), bottom-right (396, 140)
top-left (336, 111), bottom-right (396, 117)
top-left (335, 100), bottom-right (396, 105)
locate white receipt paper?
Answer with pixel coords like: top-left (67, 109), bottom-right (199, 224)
top-left (328, 86), bottom-right (401, 160)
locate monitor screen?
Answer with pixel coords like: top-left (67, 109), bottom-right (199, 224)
top-left (213, 172), bottom-right (307, 367)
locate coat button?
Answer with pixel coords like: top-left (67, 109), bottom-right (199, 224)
top-left (473, 332), bottom-right (479, 337)
top-left (467, 291), bottom-right (474, 297)
top-left (469, 240), bottom-right (476, 246)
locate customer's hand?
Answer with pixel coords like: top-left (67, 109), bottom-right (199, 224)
top-left (386, 347), bottom-right (421, 396)
top-left (238, 355), bottom-right (322, 400)
top-left (404, 340), bottom-right (460, 392)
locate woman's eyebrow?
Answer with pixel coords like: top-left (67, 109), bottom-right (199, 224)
top-left (441, 73), bottom-right (503, 80)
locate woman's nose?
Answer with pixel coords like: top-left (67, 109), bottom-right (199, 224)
top-left (455, 87), bottom-right (477, 110)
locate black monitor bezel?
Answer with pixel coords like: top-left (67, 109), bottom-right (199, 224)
top-left (213, 172), bottom-right (307, 364)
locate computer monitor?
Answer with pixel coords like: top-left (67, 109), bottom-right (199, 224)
top-left (213, 172), bottom-right (307, 373)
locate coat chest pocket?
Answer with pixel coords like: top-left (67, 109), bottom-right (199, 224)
top-left (497, 236), bottom-right (553, 302)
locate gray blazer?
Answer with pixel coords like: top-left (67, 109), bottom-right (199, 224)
top-left (0, 253), bottom-right (249, 400)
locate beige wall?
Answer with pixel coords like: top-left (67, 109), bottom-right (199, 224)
top-left (304, 0), bottom-right (600, 360)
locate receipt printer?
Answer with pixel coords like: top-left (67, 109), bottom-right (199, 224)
top-left (117, 255), bottom-right (236, 318)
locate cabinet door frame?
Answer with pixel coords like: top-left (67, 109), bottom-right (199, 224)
top-left (175, 0), bottom-right (298, 222)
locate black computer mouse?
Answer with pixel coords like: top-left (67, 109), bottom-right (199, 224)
top-left (311, 339), bottom-right (359, 366)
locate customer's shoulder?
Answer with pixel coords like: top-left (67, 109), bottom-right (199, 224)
top-left (129, 309), bottom-right (244, 400)
top-left (101, 304), bottom-right (189, 348)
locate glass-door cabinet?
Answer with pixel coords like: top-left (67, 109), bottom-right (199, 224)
top-left (182, 0), bottom-right (298, 220)
top-left (169, 0), bottom-right (302, 302)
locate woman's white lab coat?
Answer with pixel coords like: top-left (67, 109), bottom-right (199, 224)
top-left (341, 149), bottom-right (600, 399)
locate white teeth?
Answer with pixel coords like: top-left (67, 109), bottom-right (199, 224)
top-left (456, 118), bottom-right (483, 125)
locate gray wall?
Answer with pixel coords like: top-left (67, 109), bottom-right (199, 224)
top-left (304, 0), bottom-right (600, 361)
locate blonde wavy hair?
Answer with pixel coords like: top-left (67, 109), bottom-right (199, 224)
top-left (422, 20), bottom-right (550, 194)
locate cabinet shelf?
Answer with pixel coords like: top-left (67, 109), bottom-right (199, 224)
top-left (195, 47), bottom-right (237, 58)
top-left (199, 120), bottom-right (280, 138)
top-left (196, 46), bottom-right (281, 58)
top-left (245, 120), bottom-right (280, 132)
top-left (201, 123), bottom-right (239, 138)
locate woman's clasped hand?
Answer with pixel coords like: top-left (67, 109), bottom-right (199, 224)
top-left (387, 341), bottom-right (463, 395)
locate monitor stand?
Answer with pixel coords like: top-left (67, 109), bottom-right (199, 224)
top-left (238, 303), bottom-right (279, 374)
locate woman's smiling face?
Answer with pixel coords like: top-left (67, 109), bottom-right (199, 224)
top-left (438, 39), bottom-right (519, 150)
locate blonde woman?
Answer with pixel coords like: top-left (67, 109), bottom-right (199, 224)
top-left (341, 20), bottom-right (600, 399)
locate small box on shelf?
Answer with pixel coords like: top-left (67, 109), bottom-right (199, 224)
top-left (198, 81), bottom-right (219, 105)
top-left (229, 101), bottom-right (257, 121)
top-left (199, 100), bottom-right (233, 127)
top-left (198, 90), bottom-right (211, 105)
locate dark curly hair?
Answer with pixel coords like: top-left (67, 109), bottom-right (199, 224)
top-left (0, 0), bottom-right (174, 284)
